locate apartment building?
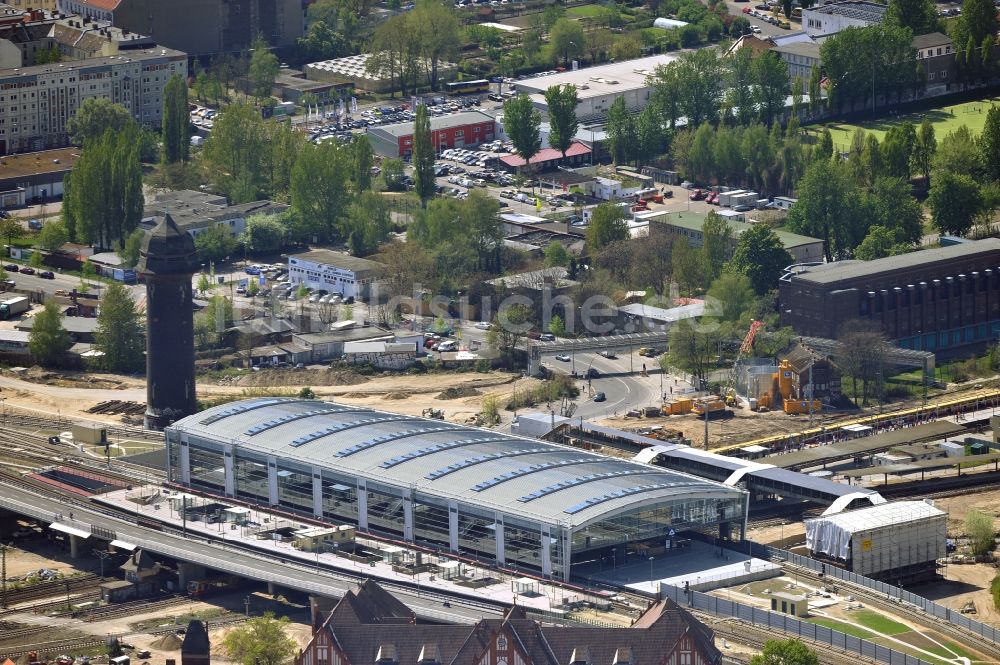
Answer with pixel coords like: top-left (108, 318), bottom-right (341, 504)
top-left (0, 45), bottom-right (186, 153)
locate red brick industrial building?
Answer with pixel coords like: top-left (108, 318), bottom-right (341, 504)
top-left (368, 111), bottom-right (497, 158)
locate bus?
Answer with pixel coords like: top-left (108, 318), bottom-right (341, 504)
top-left (446, 79), bottom-right (490, 95)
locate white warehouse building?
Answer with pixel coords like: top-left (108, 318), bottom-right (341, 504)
top-left (512, 54), bottom-right (680, 122)
top-left (166, 398), bottom-right (749, 581)
top-left (287, 249), bottom-right (383, 300)
top-left (805, 500), bottom-right (946, 582)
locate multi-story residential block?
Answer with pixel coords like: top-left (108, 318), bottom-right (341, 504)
top-left (0, 45), bottom-right (186, 153)
top-left (57, 0), bottom-right (303, 56)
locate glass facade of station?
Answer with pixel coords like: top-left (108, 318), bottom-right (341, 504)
top-left (166, 433), bottom-right (746, 581)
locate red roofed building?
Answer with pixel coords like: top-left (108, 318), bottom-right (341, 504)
top-left (299, 580), bottom-right (723, 665)
top-left (499, 142), bottom-right (591, 172)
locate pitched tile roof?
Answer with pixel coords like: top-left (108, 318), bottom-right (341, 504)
top-left (306, 581), bottom-right (721, 665)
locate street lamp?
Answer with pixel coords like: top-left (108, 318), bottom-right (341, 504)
top-left (648, 556), bottom-right (655, 592)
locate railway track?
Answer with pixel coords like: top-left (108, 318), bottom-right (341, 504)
top-left (0, 635), bottom-right (106, 658)
top-left (54, 595), bottom-right (191, 622)
top-left (700, 615), bottom-right (873, 665)
top-left (781, 561), bottom-right (1000, 662)
top-left (1, 574), bottom-right (100, 605)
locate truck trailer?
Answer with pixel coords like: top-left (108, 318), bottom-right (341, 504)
top-left (0, 296), bottom-right (30, 319)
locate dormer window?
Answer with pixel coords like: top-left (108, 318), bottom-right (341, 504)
top-left (570, 648), bottom-right (590, 665)
top-left (376, 644), bottom-right (397, 665)
top-left (419, 645), bottom-right (440, 664)
top-left (613, 648), bottom-right (633, 665)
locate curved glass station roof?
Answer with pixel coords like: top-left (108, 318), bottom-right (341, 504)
top-left (170, 398), bottom-right (743, 528)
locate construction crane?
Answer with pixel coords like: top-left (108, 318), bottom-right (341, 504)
top-left (723, 320), bottom-right (765, 407)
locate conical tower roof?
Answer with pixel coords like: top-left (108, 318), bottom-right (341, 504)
top-left (137, 213), bottom-right (199, 276)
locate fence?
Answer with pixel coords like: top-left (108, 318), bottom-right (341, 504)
top-left (748, 541), bottom-right (1000, 645)
top-left (659, 583), bottom-right (935, 665)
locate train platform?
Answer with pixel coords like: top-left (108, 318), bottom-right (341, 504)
top-left (91, 486), bottom-right (585, 613)
top-left (576, 540), bottom-right (780, 594)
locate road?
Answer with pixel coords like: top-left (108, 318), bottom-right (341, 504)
top-left (0, 480), bottom-right (499, 624)
top-left (544, 350), bottom-right (693, 421)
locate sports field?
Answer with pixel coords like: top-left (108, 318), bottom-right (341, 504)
top-left (804, 97), bottom-right (1000, 152)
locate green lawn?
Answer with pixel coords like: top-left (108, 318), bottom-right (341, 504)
top-left (809, 617), bottom-right (875, 639)
top-left (805, 97), bottom-right (1000, 153)
top-left (852, 609), bottom-right (910, 636)
top-left (566, 4), bottom-right (607, 17)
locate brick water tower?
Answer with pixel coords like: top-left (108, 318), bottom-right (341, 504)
top-left (137, 214), bottom-right (199, 429)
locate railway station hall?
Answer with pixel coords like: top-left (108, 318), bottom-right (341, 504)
top-left (165, 398), bottom-right (748, 581)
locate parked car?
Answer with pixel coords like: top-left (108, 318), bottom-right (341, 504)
top-left (4, 264), bottom-right (18, 272)
top-left (539, 333), bottom-right (555, 341)
top-left (474, 321), bottom-right (491, 330)
top-left (19, 267), bottom-right (34, 275)
top-left (689, 189), bottom-right (706, 201)
top-left (39, 271), bottom-right (55, 279)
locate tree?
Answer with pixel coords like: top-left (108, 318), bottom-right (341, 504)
top-left (162, 74), bottom-right (189, 164)
top-left (195, 224), bottom-right (238, 263)
top-left (0, 217), bottom-right (22, 247)
top-left (194, 295), bottom-right (233, 349)
top-left (610, 34), bottom-right (642, 62)
top-left (787, 159), bottom-right (865, 260)
top-left (297, 20), bottom-right (349, 61)
top-left (81, 259), bottom-right (96, 289)
top-left (222, 613), bottom-right (297, 665)
top-left (503, 94), bottom-right (542, 167)
top-left (672, 48), bottom-right (723, 127)
top-left (29, 250), bottom-right (43, 269)
top-left (290, 140), bottom-right (351, 241)
top-left (932, 125), bottom-right (981, 178)
top-left (707, 272), bottom-right (755, 322)
top-left (836, 320), bottom-right (890, 406)
top-left (548, 18), bottom-right (584, 66)
top-left (880, 123), bottom-right (916, 179)
top-left (119, 229), bottom-right (144, 269)
top-left (344, 192), bottom-right (391, 257)
top-left (928, 171), bottom-right (983, 236)
top-left (37, 218), bottom-right (69, 251)
top-left (94, 281), bottom-right (144, 372)
top-left (965, 508), bottom-right (996, 557)
top-left (752, 52), bottom-right (791, 125)
top-left (243, 213), bottom-right (288, 254)
top-left (381, 158), bottom-right (405, 191)
top-left (863, 177), bottom-right (924, 245)
top-left (545, 242), bottom-right (570, 268)
top-left (202, 103), bottom-right (290, 203)
top-left (248, 35), bottom-right (280, 100)
top-left (635, 105), bottom-right (667, 166)
top-left (63, 125), bottom-right (143, 249)
top-left (855, 225), bottom-right (909, 260)
top-left (29, 301), bottom-right (71, 366)
top-left (585, 203), bottom-right (628, 251)
top-left (912, 117), bottom-right (937, 181)
top-left (729, 224), bottom-right (793, 294)
top-left (66, 98), bottom-right (134, 146)
top-left (606, 96), bottom-right (637, 165)
top-left (886, 0), bottom-right (938, 35)
top-left (666, 318), bottom-right (720, 388)
top-left (749, 639), bottom-right (819, 665)
top-left (962, 0), bottom-right (998, 46)
top-left (351, 135), bottom-right (374, 192)
top-left (672, 238), bottom-right (704, 293)
top-left (701, 212), bottom-right (732, 284)
top-left (650, 62), bottom-right (683, 129)
top-left (487, 303), bottom-right (532, 368)
top-left (725, 48), bottom-right (756, 126)
top-left (413, 0), bottom-right (461, 91)
top-left (463, 190), bottom-right (503, 273)
top-left (544, 84), bottom-right (579, 158)
top-left (412, 104), bottom-right (436, 205)
top-left (980, 105), bottom-right (1000, 183)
